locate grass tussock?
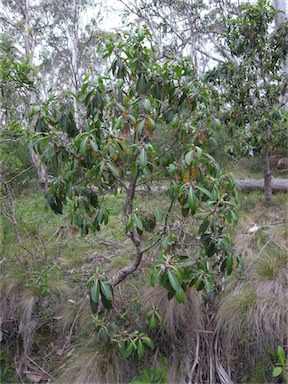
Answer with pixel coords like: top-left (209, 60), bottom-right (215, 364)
top-left (216, 239), bottom-right (287, 380)
top-left (142, 286), bottom-right (203, 339)
top-left (55, 340), bottom-right (131, 384)
top-left (1, 261), bottom-right (71, 358)
top-left (142, 286), bottom-right (204, 383)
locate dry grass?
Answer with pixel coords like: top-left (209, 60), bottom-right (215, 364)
top-left (55, 339), bottom-right (131, 384)
top-left (142, 286), bottom-right (203, 339)
top-left (216, 239), bottom-right (287, 381)
top-left (141, 286), bottom-right (204, 383)
top-left (0, 261), bottom-right (71, 363)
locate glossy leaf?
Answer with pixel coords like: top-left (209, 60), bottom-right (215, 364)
top-left (100, 282), bottom-right (113, 301)
top-left (188, 187), bottom-right (197, 214)
top-left (167, 269), bottom-right (181, 292)
top-left (272, 366), bottom-right (282, 378)
top-left (185, 151), bottom-right (193, 166)
top-left (139, 147), bottom-right (147, 168)
top-left (91, 280), bottom-right (100, 303)
top-left (133, 213), bottom-right (144, 231)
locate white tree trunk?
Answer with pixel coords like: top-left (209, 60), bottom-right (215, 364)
top-left (273, 0), bottom-right (288, 109)
top-left (23, 0), bottom-right (48, 191)
top-left (273, 0), bottom-right (287, 27)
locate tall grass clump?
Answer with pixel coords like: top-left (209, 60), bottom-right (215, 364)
top-left (216, 237), bottom-right (287, 382)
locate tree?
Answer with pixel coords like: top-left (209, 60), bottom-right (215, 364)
top-left (206, 0), bottom-right (288, 204)
top-left (0, 34), bottom-right (34, 243)
top-left (119, 0), bottom-right (241, 71)
top-left (0, 0), bottom-right (50, 189)
top-left (38, 0), bottom-right (105, 94)
top-left (31, 26), bottom-right (239, 380)
top-left (0, 0), bottom-right (106, 189)
top-left (33, 24), bottom-right (238, 300)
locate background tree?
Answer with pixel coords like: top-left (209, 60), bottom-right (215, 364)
top-left (206, 0), bottom-right (288, 204)
top-left (119, 0), bottom-right (241, 71)
top-left (0, 34), bottom-right (34, 243)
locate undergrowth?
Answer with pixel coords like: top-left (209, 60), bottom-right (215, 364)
top-left (1, 189), bottom-right (287, 383)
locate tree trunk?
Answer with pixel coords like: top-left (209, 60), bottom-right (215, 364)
top-left (273, 0), bottom-right (287, 27)
top-left (23, 0), bottom-right (48, 191)
top-left (262, 145), bottom-right (273, 204)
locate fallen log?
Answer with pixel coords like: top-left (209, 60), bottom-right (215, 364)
top-left (236, 179), bottom-right (288, 193)
top-left (136, 179), bottom-right (288, 194)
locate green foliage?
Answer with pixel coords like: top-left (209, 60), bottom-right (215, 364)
top-left (130, 363), bottom-right (168, 383)
top-left (87, 268), bottom-right (114, 312)
top-left (32, 25), bottom-right (238, 311)
top-left (272, 346), bottom-right (288, 378)
top-left (0, 350), bottom-right (18, 384)
top-left (207, 0), bottom-right (288, 158)
top-left (145, 303), bottom-right (163, 330)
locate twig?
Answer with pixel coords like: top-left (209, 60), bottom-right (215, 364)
top-left (62, 308), bottom-right (82, 351)
top-left (26, 355), bottom-right (53, 378)
top-left (188, 333), bottom-right (200, 384)
top-left (5, 165), bottom-right (34, 184)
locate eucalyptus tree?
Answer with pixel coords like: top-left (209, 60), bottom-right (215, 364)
top-left (206, 0), bottom-right (288, 204)
top-left (39, 0), bottom-right (106, 95)
top-left (119, 0), bottom-right (241, 72)
top-left (0, 0), bottom-right (107, 187)
top-left (0, 0), bottom-right (50, 188)
top-left (0, 35), bottom-right (34, 243)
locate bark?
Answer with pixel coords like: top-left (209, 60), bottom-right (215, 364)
top-left (109, 172), bottom-right (145, 287)
top-left (23, 0), bottom-right (48, 191)
top-left (262, 145), bottom-right (273, 204)
top-left (235, 178), bottom-right (288, 193)
top-left (273, 0), bottom-right (287, 27)
top-left (273, 0), bottom-right (288, 109)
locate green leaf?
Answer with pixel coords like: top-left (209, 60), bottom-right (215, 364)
top-left (133, 213), bottom-right (144, 231)
top-left (126, 215), bottom-right (133, 233)
top-left (142, 336), bottom-right (154, 350)
top-left (138, 73), bottom-right (147, 93)
top-left (143, 99), bottom-right (151, 112)
top-left (97, 209), bottom-right (104, 224)
top-left (107, 162), bottom-right (120, 177)
top-left (171, 115), bottom-right (179, 127)
top-left (100, 282), bottom-right (113, 301)
top-left (137, 340), bottom-right (144, 359)
top-left (155, 209), bottom-right (163, 223)
top-left (188, 187), bottom-right (197, 214)
top-left (203, 276), bottom-right (213, 292)
top-left (199, 220), bottom-right (210, 234)
top-left (272, 366), bottom-right (282, 378)
top-left (226, 254), bottom-right (233, 274)
top-left (80, 135), bottom-right (89, 155)
top-left (139, 147), bottom-right (147, 168)
top-left (277, 346), bottom-right (285, 366)
top-left (149, 314), bottom-right (157, 330)
top-left (237, 255), bottom-right (245, 269)
top-left (167, 269), bottom-right (181, 292)
top-left (136, 119), bottom-right (146, 134)
top-left (195, 185), bottom-right (212, 199)
top-left (90, 297), bottom-right (99, 313)
top-left (182, 206), bottom-right (189, 217)
top-left (124, 342), bottom-right (134, 359)
top-left (175, 287), bottom-right (185, 304)
top-left (91, 280), bottom-right (100, 303)
top-left (214, 118), bottom-right (221, 131)
top-left (185, 150), bottom-right (193, 166)
top-left (162, 236), bottom-right (170, 250)
top-left (100, 290), bottom-right (112, 309)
